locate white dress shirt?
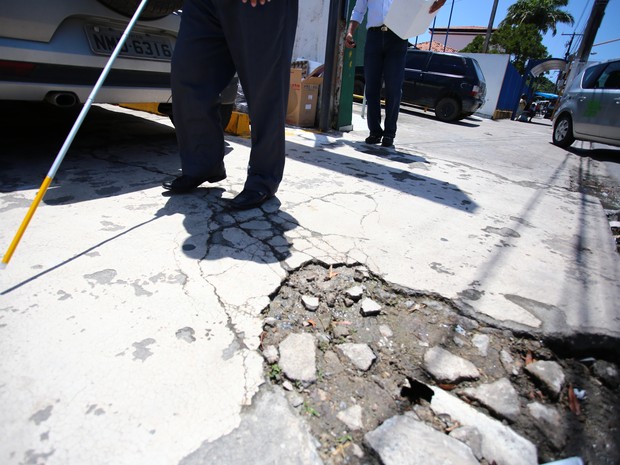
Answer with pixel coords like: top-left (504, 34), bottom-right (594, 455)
top-left (350, 0), bottom-right (393, 29)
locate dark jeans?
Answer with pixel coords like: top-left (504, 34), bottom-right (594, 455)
top-left (171, 0), bottom-right (298, 196)
top-left (364, 28), bottom-right (408, 139)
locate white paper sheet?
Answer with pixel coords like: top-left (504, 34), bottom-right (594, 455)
top-left (384, 0), bottom-right (441, 39)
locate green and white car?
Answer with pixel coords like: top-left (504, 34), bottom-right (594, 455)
top-left (552, 58), bottom-right (620, 149)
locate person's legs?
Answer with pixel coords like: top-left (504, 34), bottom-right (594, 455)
top-left (363, 29), bottom-right (384, 140)
top-left (170, 0), bottom-right (236, 180)
top-left (381, 31), bottom-right (408, 141)
top-left (217, 0), bottom-right (298, 197)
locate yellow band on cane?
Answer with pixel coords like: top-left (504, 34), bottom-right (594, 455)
top-left (1, 176), bottom-right (54, 268)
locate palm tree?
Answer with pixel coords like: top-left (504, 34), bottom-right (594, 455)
top-left (500, 0), bottom-right (574, 36)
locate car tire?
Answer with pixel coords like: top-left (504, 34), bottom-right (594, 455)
top-left (435, 97), bottom-right (460, 122)
top-left (552, 114), bottom-right (575, 148)
top-left (97, 0), bottom-right (183, 19)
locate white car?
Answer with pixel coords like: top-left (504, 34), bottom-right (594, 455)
top-left (552, 58), bottom-right (620, 148)
top-left (0, 0), bottom-right (182, 109)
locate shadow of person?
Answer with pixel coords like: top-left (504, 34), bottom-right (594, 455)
top-left (156, 187), bottom-right (298, 264)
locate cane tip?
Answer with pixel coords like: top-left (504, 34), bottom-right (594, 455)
top-left (0, 262), bottom-right (6, 270)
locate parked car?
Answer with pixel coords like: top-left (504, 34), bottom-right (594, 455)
top-left (354, 48), bottom-right (486, 122)
top-left (0, 0), bottom-right (238, 125)
top-left (552, 58), bottom-right (620, 148)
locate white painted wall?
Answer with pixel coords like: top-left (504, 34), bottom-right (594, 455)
top-left (461, 53), bottom-right (510, 118)
top-left (292, 0), bottom-right (330, 64)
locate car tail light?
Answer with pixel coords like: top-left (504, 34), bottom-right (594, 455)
top-left (0, 60), bottom-right (36, 77)
top-left (470, 85), bottom-right (480, 97)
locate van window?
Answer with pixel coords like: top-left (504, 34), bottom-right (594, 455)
top-left (428, 55), bottom-right (466, 75)
top-left (405, 51), bottom-right (429, 71)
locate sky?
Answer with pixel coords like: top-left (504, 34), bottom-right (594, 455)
top-left (413, 0), bottom-right (620, 63)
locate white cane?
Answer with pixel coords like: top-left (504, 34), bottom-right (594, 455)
top-left (1, 0), bottom-right (151, 269)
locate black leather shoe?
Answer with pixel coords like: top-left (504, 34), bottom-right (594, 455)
top-left (381, 137), bottom-right (394, 147)
top-left (162, 172), bottom-right (226, 193)
top-left (230, 189), bottom-right (272, 210)
top-left (365, 135), bottom-right (382, 144)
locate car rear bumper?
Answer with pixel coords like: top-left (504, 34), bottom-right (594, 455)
top-left (461, 96), bottom-right (484, 113)
top-left (0, 60), bottom-right (172, 104)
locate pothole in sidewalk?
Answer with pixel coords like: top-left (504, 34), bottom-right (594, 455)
top-left (260, 262), bottom-right (620, 465)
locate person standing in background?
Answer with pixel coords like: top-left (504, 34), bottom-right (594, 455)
top-left (163, 0), bottom-right (298, 210)
top-left (345, 0), bottom-right (446, 147)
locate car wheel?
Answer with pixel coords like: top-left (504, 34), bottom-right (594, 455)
top-left (97, 0), bottom-right (183, 19)
top-left (552, 114), bottom-right (575, 148)
top-left (435, 97), bottom-right (460, 122)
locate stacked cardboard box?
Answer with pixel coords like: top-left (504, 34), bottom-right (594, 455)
top-left (286, 61), bottom-right (323, 127)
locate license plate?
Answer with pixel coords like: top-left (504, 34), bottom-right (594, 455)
top-left (85, 25), bottom-right (174, 61)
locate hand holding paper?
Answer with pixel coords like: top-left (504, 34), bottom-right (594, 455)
top-left (385, 0), bottom-right (446, 40)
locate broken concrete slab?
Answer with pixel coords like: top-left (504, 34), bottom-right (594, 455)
top-left (180, 385), bottom-right (324, 465)
top-left (364, 413), bottom-right (479, 465)
top-left (430, 386), bottom-right (538, 465)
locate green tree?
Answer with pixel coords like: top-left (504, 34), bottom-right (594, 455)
top-left (461, 23), bottom-right (548, 74)
top-left (492, 23), bottom-right (548, 73)
top-left (500, 0), bottom-right (574, 36)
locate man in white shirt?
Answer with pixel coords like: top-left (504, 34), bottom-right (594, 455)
top-left (345, 0), bottom-right (446, 147)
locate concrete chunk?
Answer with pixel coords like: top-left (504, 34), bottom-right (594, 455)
top-left (461, 378), bottom-right (521, 422)
top-left (424, 346), bottom-right (480, 383)
top-left (279, 333), bottom-right (317, 383)
top-left (337, 343), bottom-right (376, 371)
top-left (525, 360), bottom-right (565, 398)
top-left (364, 414), bottom-right (479, 465)
top-left (431, 386), bottom-right (538, 465)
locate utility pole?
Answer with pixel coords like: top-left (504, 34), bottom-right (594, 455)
top-left (482, 0), bottom-right (499, 53)
top-left (564, 0), bottom-right (608, 89)
top-left (575, 0), bottom-right (608, 62)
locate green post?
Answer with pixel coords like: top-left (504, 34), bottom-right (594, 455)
top-left (337, 2), bottom-right (367, 131)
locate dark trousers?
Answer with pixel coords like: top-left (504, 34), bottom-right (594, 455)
top-left (363, 28), bottom-right (408, 139)
top-left (171, 0), bottom-right (298, 195)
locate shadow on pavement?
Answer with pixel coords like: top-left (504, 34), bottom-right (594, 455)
top-left (566, 145), bottom-right (620, 164)
top-left (157, 187), bottom-right (297, 264)
top-left (399, 105), bottom-right (483, 128)
top-left (285, 137), bottom-right (478, 213)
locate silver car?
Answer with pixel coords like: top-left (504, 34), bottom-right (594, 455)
top-left (0, 0), bottom-right (182, 108)
top-left (552, 58), bottom-right (620, 148)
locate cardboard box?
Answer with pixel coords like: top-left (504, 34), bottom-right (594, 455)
top-left (286, 67), bottom-right (323, 127)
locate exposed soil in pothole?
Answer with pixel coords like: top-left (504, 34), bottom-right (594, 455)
top-left (260, 262), bottom-right (620, 465)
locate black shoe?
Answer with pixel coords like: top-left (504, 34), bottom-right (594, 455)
top-left (162, 172), bottom-right (226, 193)
top-left (230, 189), bottom-right (272, 210)
top-left (381, 137), bottom-right (394, 147)
top-left (365, 135), bottom-right (382, 144)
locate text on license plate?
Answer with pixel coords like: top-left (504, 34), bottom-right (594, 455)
top-left (85, 25), bottom-right (174, 61)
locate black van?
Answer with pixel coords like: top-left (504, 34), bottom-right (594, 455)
top-left (354, 48), bottom-right (487, 122)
